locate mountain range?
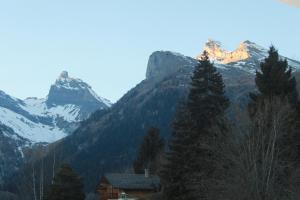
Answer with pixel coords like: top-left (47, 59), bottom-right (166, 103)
top-left (0, 71), bottom-right (111, 184)
top-left (2, 40), bottom-right (300, 199)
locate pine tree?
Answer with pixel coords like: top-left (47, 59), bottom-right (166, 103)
top-left (249, 46), bottom-right (298, 117)
top-left (187, 51), bottom-right (229, 129)
top-left (162, 51), bottom-right (229, 200)
top-left (45, 164), bottom-right (85, 200)
top-left (248, 46), bottom-right (299, 161)
top-left (161, 104), bottom-right (196, 200)
top-left (249, 46), bottom-right (300, 168)
top-left (133, 127), bottom-right (165, 175)
top-left (187, 51), bottom-right (229, 199)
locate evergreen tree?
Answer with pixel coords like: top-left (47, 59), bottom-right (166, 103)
top-left (187, 51), bottom-right (229, 129)
top-left (45, 164), bottom-right (85, 200)
top-left (187, 51), bottom-right (229, 199)
top-left (133, 127), bottom-right (165, 175)
top-left (248, 46), bottom-right (299, 161)
top-left (161, 104), bottom-right (195, 200)
top-left (249, 46), bottom-right (298, 117)
top-left (162, 51), bottom-right (229, 200)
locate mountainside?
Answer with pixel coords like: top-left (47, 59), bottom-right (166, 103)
top-left (0, 71), bottom-right (111, 186)
top-left (5, 40), bottom-right (300, 199)
top-left (0, 125), bottom-right (29, 186)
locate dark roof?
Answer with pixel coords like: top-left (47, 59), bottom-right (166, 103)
top-left (103, 173), bottom-right (160, 190)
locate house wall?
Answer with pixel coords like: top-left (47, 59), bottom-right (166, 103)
top-left (99, 186), bottom-right (156, 200)
top-left (125, 190), bottom-right (155, 199)
top-left (98, 176), bottom-right (159, 200)
top-left (98, 182), bottom-right (120, 200)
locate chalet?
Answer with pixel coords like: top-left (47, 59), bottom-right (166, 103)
top-left (98, 170), bottom-right (161, 200)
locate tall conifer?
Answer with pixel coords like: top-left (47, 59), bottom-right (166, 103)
top-left (133, 127), bottom-right (165, 175)
top-left (162, 51), bottom-right (229, 200)
top-left (249, 46), bottom-right (297, 116)
top-left (161, 104), bottom-right (195, 200)
top-left (45, 164), bottom-right (85, 200)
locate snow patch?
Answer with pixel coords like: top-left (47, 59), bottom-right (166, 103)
top-left (0, 107), bottom-right (67, 143)
top-left (22, 98), bottom-right (81, 122)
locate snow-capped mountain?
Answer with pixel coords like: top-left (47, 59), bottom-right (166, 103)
top-left (198, 39), bottom-right (300, 73)
top-left (0, 71), bottom-right (111, 185)
top-left (0, 71), bottom-right (111, 144)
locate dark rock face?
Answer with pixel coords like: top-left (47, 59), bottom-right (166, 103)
top-left (47, 85), bottom-right (101, 108)
top-left (46, 71), bottom-right (110, 119)
top-left (0, 91), bottom-right (23, 115)
top-left (146, 51), bottom-right (197, 81)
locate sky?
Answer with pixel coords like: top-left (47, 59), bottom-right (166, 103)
top-left (0, 0), bottom-right (299, 102)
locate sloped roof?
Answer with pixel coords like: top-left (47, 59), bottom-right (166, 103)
top-left (104, 173), bottom-right (160, 190)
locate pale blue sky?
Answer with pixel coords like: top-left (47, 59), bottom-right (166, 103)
top-left (0, 0), bottom-right (299, 102)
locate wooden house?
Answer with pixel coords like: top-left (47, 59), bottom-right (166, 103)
top-left (97, 172), bottom-right (160, 200)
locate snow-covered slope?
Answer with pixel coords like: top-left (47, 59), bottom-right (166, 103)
top-left (22, 98), bottom-right (81, 122)
top-left (0, 106), bottom-right (66, 143)
top-left (0, 71), bottom-right (112, 144)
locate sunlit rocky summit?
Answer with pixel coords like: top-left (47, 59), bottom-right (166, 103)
top-left (200, 39), bottom-right (258, 64)
top-left (199, 39), bottom-right (300, 73)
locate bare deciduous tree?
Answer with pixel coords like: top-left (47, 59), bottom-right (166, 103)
top-left (227, 97), bottom-right (300, 200)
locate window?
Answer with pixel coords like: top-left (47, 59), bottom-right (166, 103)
top-left (120, 192), bottom-right (127, 200)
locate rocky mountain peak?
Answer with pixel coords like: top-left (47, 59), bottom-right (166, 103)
top-left (204, 39), bottom-right (222, 50)
top-left (54, 71), bottom-right (85, 88)
top-left (198, 39), bottom-right (267, 64)
top-left (59, 70), bottom-right (69, 79)
top-left (146, 51), bottom-right (197, 80)
top-left (47, 71), bottom-right (111, 110)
